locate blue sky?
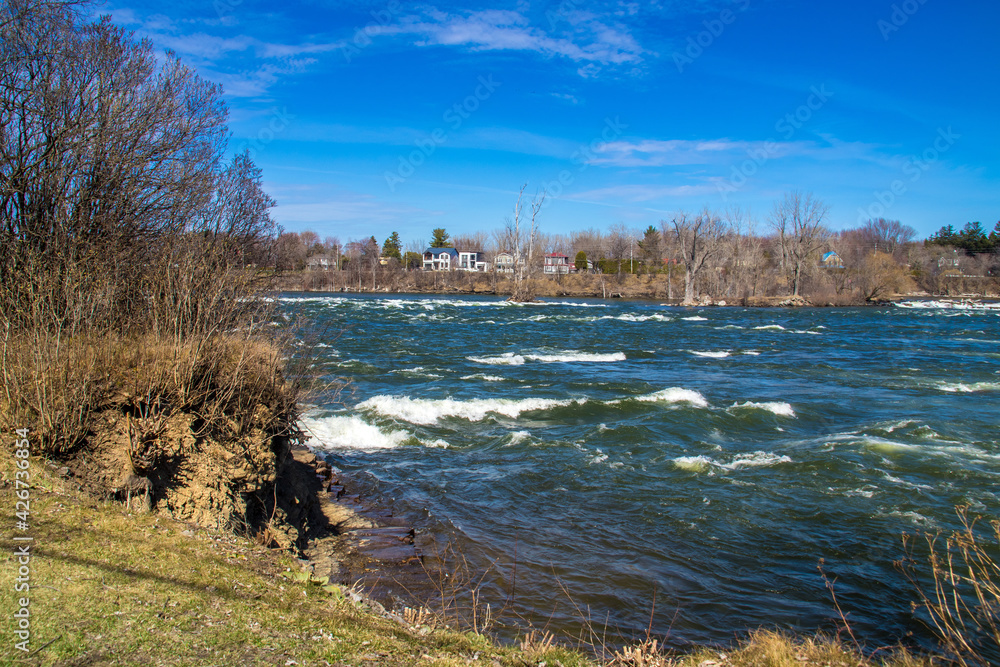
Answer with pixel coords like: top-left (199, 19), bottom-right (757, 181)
top-left (103, 0), bottom-right (999, 247)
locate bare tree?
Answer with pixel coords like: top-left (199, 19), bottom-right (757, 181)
top-left (724, 208), bottom-right (770, 301)
top-left (606, 223), bottom-right (633, 278)
top-left (571, 228), bottom-right (605, 262)
top-left (452, 231), bottom-right (489, 252)
top-left (502, 184), bottom-right (544, 302)
top-left (664, 209), bottom-right (727, 305)
top-left (768, 192), bottom-right (830, 296)
top-left (857, 218), bottom-right (917, 257)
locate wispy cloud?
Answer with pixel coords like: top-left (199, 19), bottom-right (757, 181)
top-left (588, 138), bottom-right (813, 167)
top-left (382, 7), bottom-right (645, 70)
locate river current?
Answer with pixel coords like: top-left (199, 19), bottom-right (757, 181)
top-left (284, 293), bottom-right (999, 651)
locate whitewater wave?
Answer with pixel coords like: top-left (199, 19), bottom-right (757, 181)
top-left (391, 366), bottom-right (444, 378)
top-left (460, 373), bottom-right (506, 382)
top-left (682, 316), bottom-right (708, 321)
top-left (674, 455), bottom-right (713, 472)
top-left (467, 351), bottom-right (626, 365)
top-left (467, 353), bottom-right (525, 366)
top-left (673, 451), bottom-right (792, 472)
top-left (302, 414), bottom-right (410, 450)
top-left (507, 431), bottom-right (532, 445)
top-left (938, 381), bottom-right (1000, 393)
top-left (730, 401), bottom-right (796, 417)
top-left (633, 388), bottom-right (709, 408)
top-left (689, 350), bottom-right (731, 358)
top-left (357, 394), bottom-right (586, 424)
top-left (721, 451), bottom-right (793, 469)
top-left (753, 324), bottom-right (785, 330)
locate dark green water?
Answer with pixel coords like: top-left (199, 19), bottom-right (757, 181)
top-left (285, 293), bottom-right (999, 652)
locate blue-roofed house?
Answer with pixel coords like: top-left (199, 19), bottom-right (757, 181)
top-left (423, 247), bottom-right (458, 271)
top-left (423, 247), bottom-right (488, 272)
top-left (821, 251), bottom-right (844, 269)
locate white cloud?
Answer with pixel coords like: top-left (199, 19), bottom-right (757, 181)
top-left (383, 7), bottom-right (645, 70)
top-left (589, 138), bottom-right (814, 167)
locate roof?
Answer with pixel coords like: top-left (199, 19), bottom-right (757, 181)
top-left (545, 253), bottom-right (570, 258)
top-left (822, 251), bottom-right (840, 260)
top-left (424, 247), bottom-right (459, 257)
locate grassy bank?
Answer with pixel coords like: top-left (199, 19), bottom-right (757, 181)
top-left (0, 460), bottom-right (941, 667)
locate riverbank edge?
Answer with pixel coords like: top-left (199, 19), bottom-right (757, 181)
top-left (0, 450), bottom-right (936, 667)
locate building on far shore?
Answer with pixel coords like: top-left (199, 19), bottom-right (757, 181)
top-left (306, 254), bottom-right (337, 270)
top-left (422, 248), bottom-right (488, 272)
top-left (543, 253), bottom-right (572, 274)
top-left (494, 252), bottom-right (516, 273)
top-left (821, 251), bottom-right (844, 269)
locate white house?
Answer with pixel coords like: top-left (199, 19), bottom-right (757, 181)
top-left (423, 248), bottom-right (487, 272)
top-left (306, 254), bottom-right (336, 270)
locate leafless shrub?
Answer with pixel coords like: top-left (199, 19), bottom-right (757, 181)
top-left (900, 508), bottom-right (1000, 667)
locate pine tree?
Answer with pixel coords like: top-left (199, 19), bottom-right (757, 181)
top-left (575, 251), bottom-right (588, 271)
top-left (430, 228), bottom-right (451, 248)
top-left (382, 231), bottom-right (402, 260)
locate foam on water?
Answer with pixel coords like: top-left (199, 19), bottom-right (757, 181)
top-left (754, 324), bottom-right (785, 330)
top-left (507, 431), bottom-right (531, 445)
top-left (730, 401), bottom-right (796, 417)
top-left (938, 381), bottom-right (1000, 393)
top-left (526, 351), bottom-right (626, 363)
top-left (720, 451), bottom-right (793, 469)
top-left (673, 455), bottom-right (713, 472)
top-left (460, 374), bottom-right (506, 382)
top-left (357, 394), bottom-right (585, 424)
top-left (689, 350), bottom-right (731, 358)
top-left (600, 313), bottom-right (673, 323)
top-left (682, 316), bottom-right (709, 321)
top-left (303, 414), bottom-right (410, 450)
top-left (672, 451), bottom-right (792, 472)
top-left (467, 353), bottom-right (525, 366)
top-left (391, 366), bottom-right (444, 378)
top-left (634, 388), bottom-right (710, 408)
top-left (468, 351), bottom-right (626, 365)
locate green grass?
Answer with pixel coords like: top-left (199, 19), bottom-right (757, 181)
top-left (0, 460), bottom-right (936, 667)
top-left (0, 461), bottom-right (593, 666)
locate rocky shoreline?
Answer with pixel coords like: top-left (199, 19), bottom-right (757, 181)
top-left (288, 445), bottom-right (434, 610)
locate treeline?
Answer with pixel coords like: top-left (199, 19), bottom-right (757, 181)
top-left (0, 0), bottom-right (293, 457)
top-left (277, 194), bottom-right (1000, 303)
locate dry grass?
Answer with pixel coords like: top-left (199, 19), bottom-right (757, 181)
top-left (901, 508), bottom-right (1000, 667)
top-left (0, 331), bottom-right (300, 456)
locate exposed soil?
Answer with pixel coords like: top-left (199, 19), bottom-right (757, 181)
top-left (51, 397), bottom-right (431, 611)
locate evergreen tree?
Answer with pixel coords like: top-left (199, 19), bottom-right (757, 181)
top-left (430, 228), bottom-right (451, 248)
top-left (927, 225), bottom-right (958, 246)
top-left (960, 221), bottom-right (991, 253)
top-left (637, 225), bottom-right (662, 272)
top-left (382, 231), bottom-right (402, 260)
top-left (575, 251), bottom-right (588, 271)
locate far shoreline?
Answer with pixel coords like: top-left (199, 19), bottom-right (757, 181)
top-left (274, 285), bottom-right (1000, 308)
